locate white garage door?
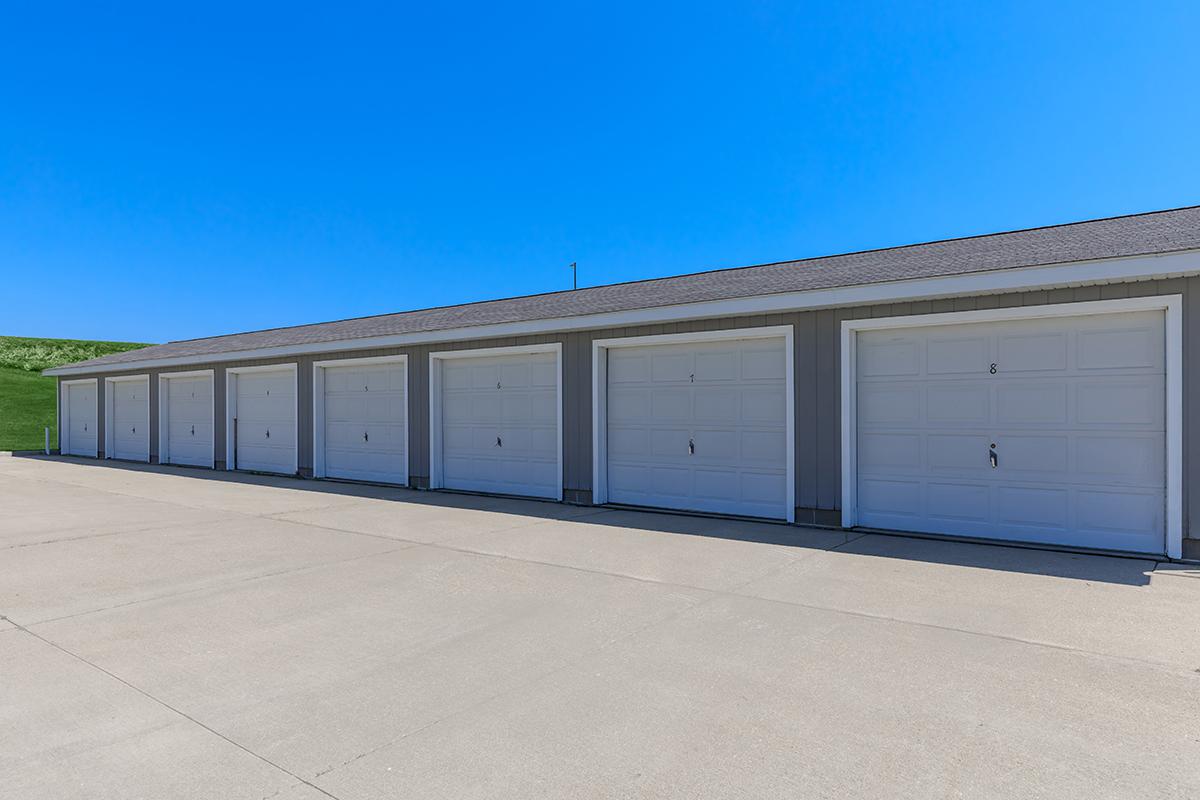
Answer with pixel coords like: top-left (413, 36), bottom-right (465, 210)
top-left (606, 337), bottom-right (789, 519)
top-left (64, 381), bottom-right (97, 457)
top-left (321, 361), bottom-right (408, 484)
top-left (439, 351), bottom-right (558, 499)
top-left (855, 311), bottom-right (1166, 554)
top-left (163, 374), bottom-right (214, 467)
top-left (109, 378), bottom-right (149, 462)
top-left (233, 369), bottom-right (296, 474)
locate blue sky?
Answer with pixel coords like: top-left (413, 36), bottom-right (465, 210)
top-left (2, 2), bottom-right (1198, 343)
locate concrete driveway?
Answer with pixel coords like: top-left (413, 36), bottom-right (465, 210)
top-left (1, 456), bottom-right (1197, 799)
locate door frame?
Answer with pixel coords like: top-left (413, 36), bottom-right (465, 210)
top-left (103, 374), bottom-right (151, 462)
top-left (224, 363), bottom-right (299, 474)
top-left (591, 325), bottom-right (796, 522)
top-left (312, 354), bottom-right (410, 483)
top-left (158, 369), bottom-right (216, 468)
top-left (428, 342), bottom-right (563, 499)
top-left (839, 295), bottom-right (1184, 558)
top-left (59, 377), bottom-right (99, 457)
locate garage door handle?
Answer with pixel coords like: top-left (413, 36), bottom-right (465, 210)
top-left (191, 425), bottom-right (195, 436)
top-left (989, 446), bottom-right (998, 469)
top-left (496, 436), bottom-right (502, 447)
top-left (688, 438), bottom-right (695, 455)
top-left (363, 432), bottom-right (369, 442)
top-left (265, 429), bottom-right (270, 439)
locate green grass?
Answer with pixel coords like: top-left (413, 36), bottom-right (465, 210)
top-left (0, 336), bottom-right (152, 451)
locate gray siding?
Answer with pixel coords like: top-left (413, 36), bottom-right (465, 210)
top-left (63, 278), bottom-right (1199, 539)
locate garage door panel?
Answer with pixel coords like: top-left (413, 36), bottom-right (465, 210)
top-left (998, 435), bottom-right (1069, 475)
top-left (694, 349), bottom-right (737, 381)
top-left (529, 392), bottom-right (558, 421)
top-left (327, 450), bottom-right (405, 478)
top-left (740, 430), bottom-right (787, 464)
top-left (470, 364), bottom-right (500, 389)
top-left (529, 427), bottom-right (557, 452)
top-left (606, 336), bottom-right (789, 519)
top-left (927, 336), bottom-right (988, 375)
top-left (926, 434), bottom-right (990, 472)
top-left (692, 429), bottom-right (738, 461)
top-left (1076, 490), bottom-right (1162, 537)
top-left (609, 389), bottom-right (649, 420)
top-left (529, 360), bottom-right (556, 386)
top-left (1075, 435), bottom-right (1163, 483)
top-left (996, 383), bottom-right (1068, 425)
top-left (859, 433), bottom-right (922, 471)
top-left (927, 385), bottom-right (990, 424)
top-left (501, 394), bottom-right (533, 420)
top-left (859, 479), bottom-right (922, 518)
top-left (740, 347), bottom-right (785, 380)
top-left (442, 393), bottom-right (472, 421)
top-left (608, 352), bottom-right (649, 383)
top-left (1075, 381), bottom-right (1161, 426)
top-left (926, 482), bottom-right (990, 522)
top-left (498, 362), bottom-right (529, 387)
top-left (607, 427), bottom-right (649, 458)
top-left (648, 466), bottom-right (691, 498)
top-left (742, 386), bottom-right (786, 423)
top-left (997, 332), bottom-right (1068, 372)
top-left (857, 336), bottom-right (920, 377)
top-left (693, 389), bottom-right (738, 422)
top-left (996, 486), bottom-right (1070, 529)
top-left (651, 352), bottom-right (692, 382)
top-left (650, 428), bottom-right (690, 458)
top-left (442, 364), bottom-right (473, 390)
top-left (855, 310), bottom-right (1166, 554)
top-left (1077, 327), bottom-right (1160, 370)
top-left (738, 471), bottom-right (788, 506)
top-left (858, 385), bottom-right (921, 425)
top-left (693, 470), bottom-right (740, 501)
top-left (651, 388), bottom-right (691, 421)
top-left (469, 394), bottom-right (502, 420)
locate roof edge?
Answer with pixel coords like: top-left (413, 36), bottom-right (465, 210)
top-left (43, 247), bottom-right (1200, 377)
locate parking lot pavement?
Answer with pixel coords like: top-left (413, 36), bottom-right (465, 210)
top-left (2, 456), bottom-right (1198, 799)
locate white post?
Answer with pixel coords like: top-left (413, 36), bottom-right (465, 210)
top-left (44, 426), bottom-right (50, 455)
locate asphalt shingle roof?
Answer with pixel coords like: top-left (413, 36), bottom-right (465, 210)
top-left (52, 206), bottom-right (1200, 372)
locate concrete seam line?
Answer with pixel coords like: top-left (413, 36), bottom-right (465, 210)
top-left (22, 545), bottom-right (416, 627)
top-left (0, 622), bottom-right (344, 800)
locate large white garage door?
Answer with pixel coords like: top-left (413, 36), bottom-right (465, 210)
top-left (606, 337), bottom-right (789, 519)
top-left (233, 369), bottom-right (296, 474)
top-left (64, 381), bottom-right (97, 457)
top-left (109, 378), bottom-right (149, 462)
top-left (321, 361), bottom-right (407, 484)
top-left (163, 374), bottom-right (214, 467)
top-left (440, 351), bottom-right (558, 499)
top-left (855, 311), bottom-right (1166, 554)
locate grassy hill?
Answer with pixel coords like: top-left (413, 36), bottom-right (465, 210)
top-left (0, 336), bottom-right (151, 451)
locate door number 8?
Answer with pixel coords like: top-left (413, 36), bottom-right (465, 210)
top-left (989, 363), bottom-right (997, 374)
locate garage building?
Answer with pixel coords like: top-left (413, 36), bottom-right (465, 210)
top-left (45, 207), bottom-right (1200, 559)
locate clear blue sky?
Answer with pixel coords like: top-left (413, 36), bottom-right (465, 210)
top-left (3, 2), bottom-right (1198, 343)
